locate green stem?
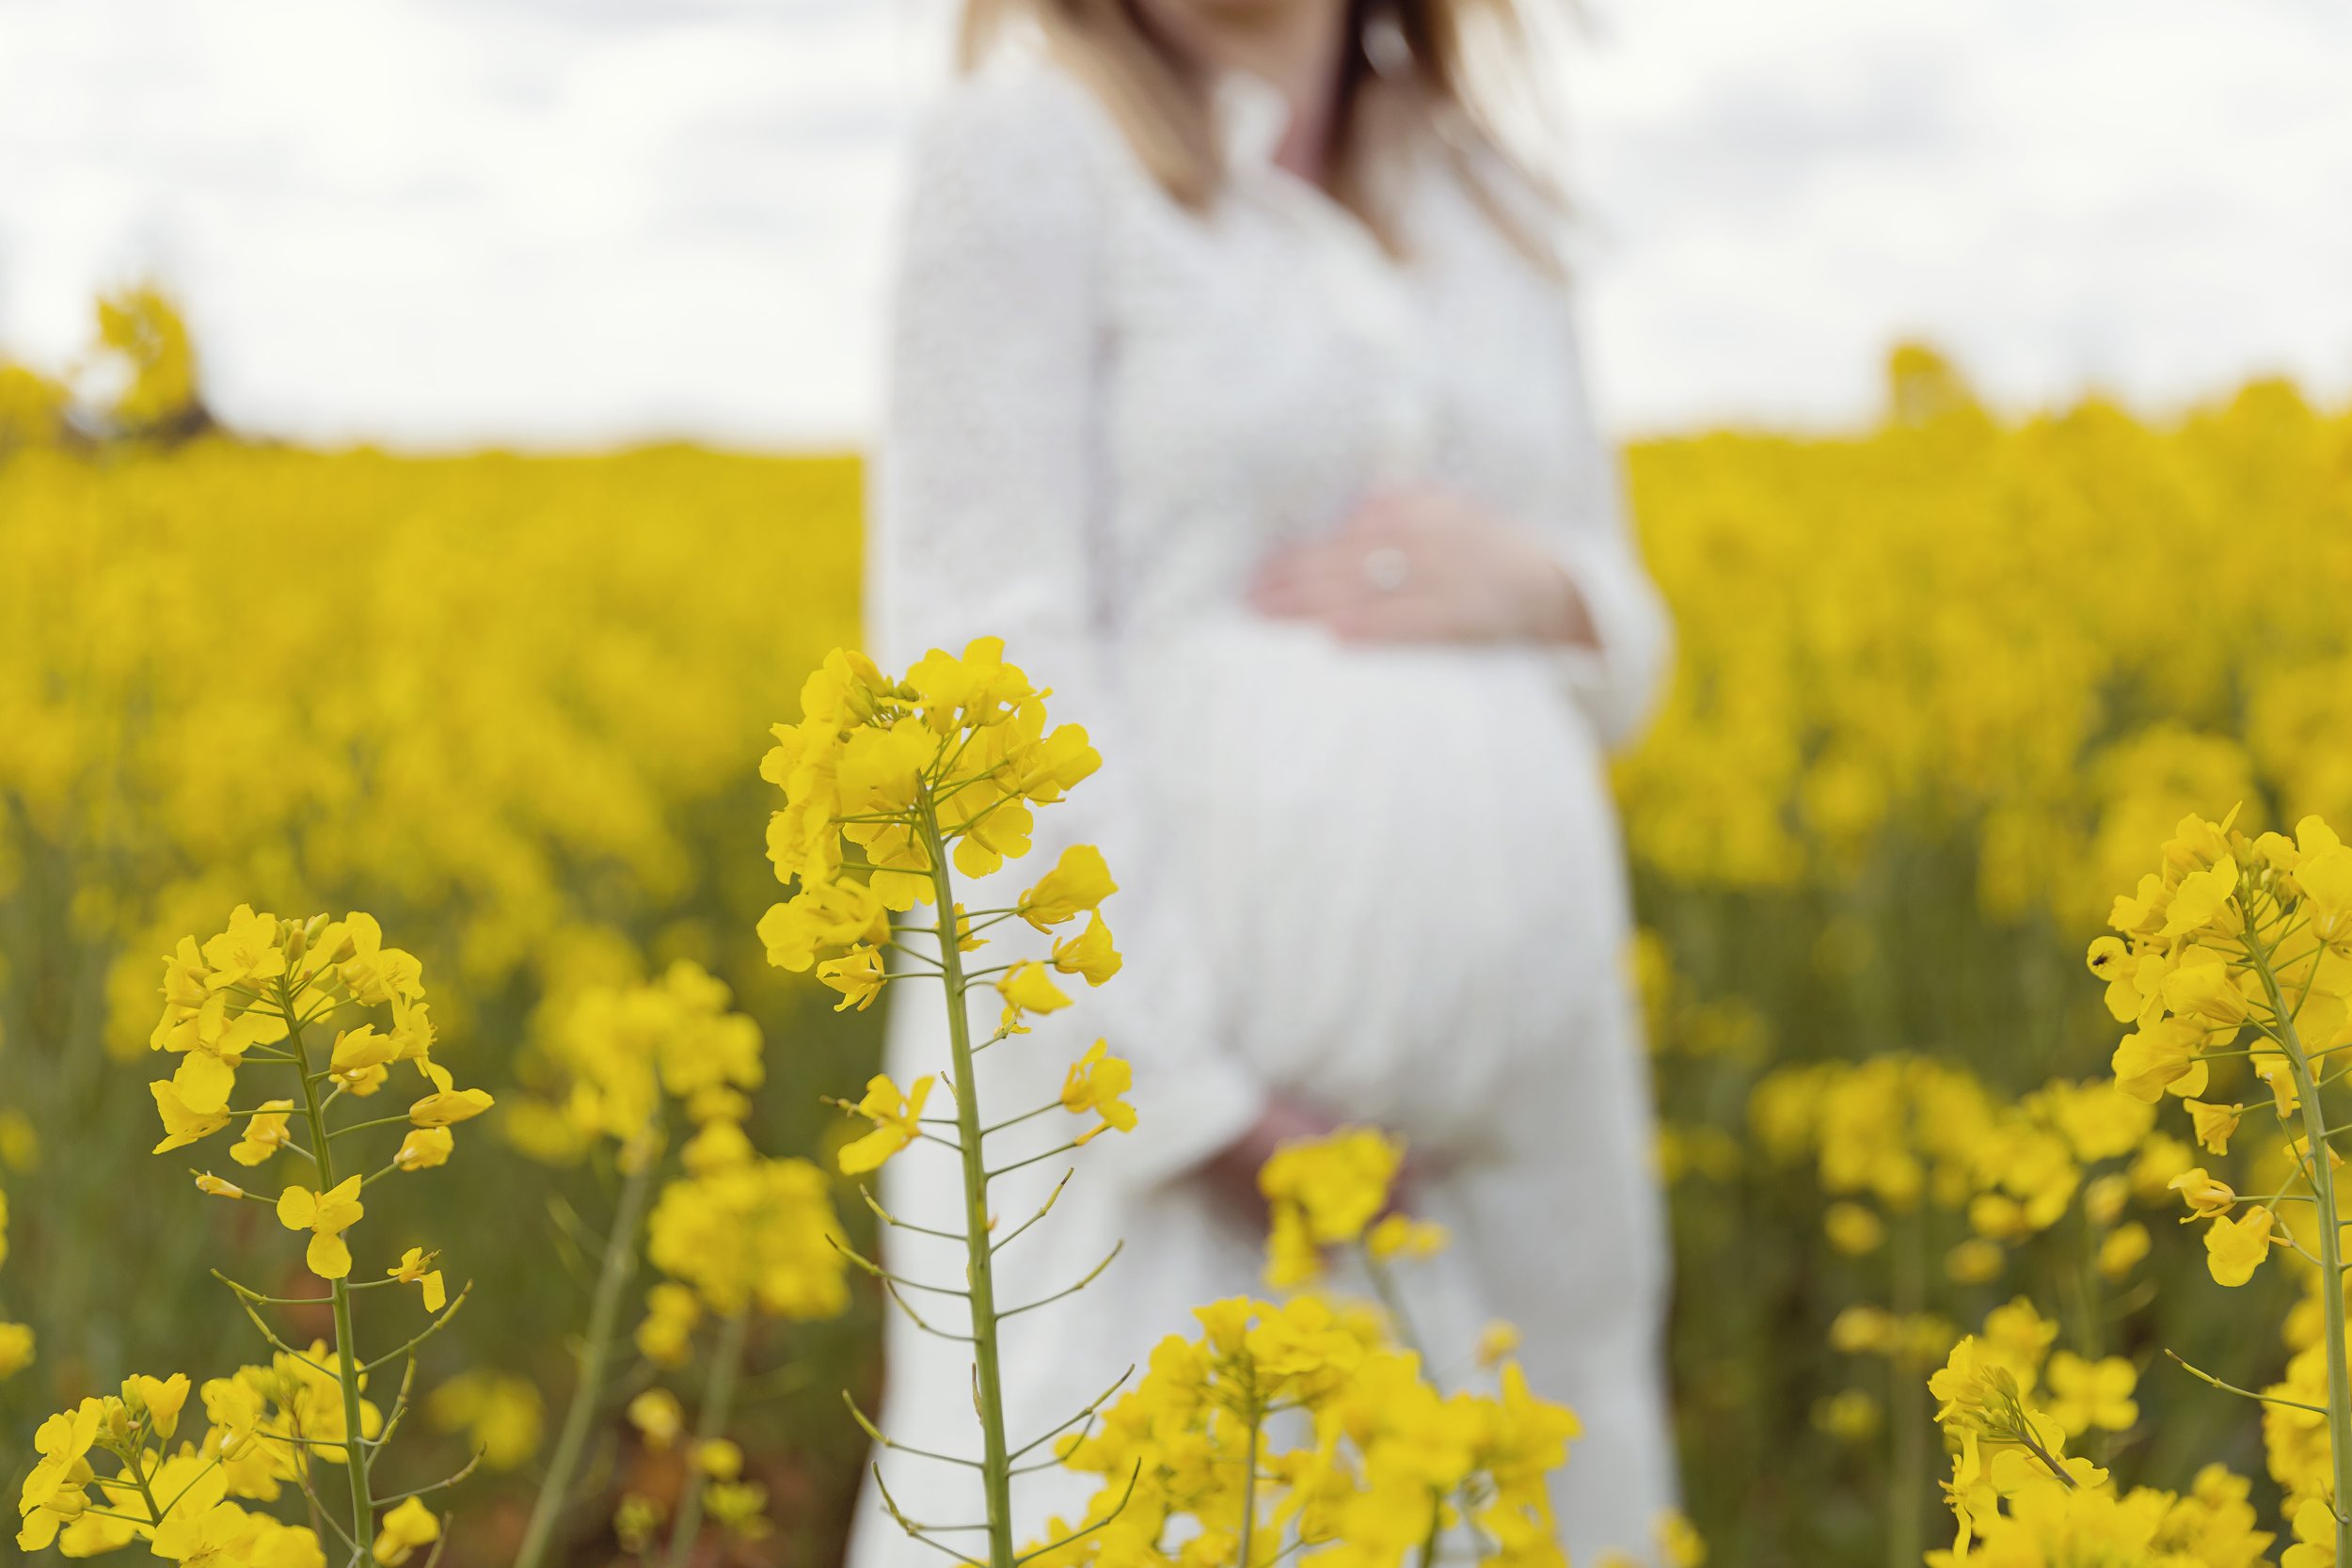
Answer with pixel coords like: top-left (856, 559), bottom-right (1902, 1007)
top-left (127, 1460), bottom-right (167, 1528)
top-left (1415, 1497), bottom-right (1445, 1568)
top-left (1888, 1206), bottom-right (1926, 1568)
top-left (661, 1307), bottom-right (752, 1568)
top-left (1237, 1386), bottom-right (1263, 1568)
top-left (514, 1147), bottom-right (660, 1568)
top-left (1360, 1246), bottom-right (1429, 1374)
top-left (2075, 1197), bottom-right (2109, 1467)
top-left (918, 796), bottom-right (1018, 1568)
top-left (2249, 923), bottom-right (2352, 1563)
top-left (2074, 1199), bottom-right (2106, 1365)
top-left (284, 986), bottom-right (373, 1549)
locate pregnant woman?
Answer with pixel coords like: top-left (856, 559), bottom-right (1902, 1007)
top-left (855, 0), bottom-right (1678, 1561)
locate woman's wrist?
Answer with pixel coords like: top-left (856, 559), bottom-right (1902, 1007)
top-left (1199, 1097), bottom-right (1340, 1220)
top-left (1523, 552), bottom-right (1599, 648)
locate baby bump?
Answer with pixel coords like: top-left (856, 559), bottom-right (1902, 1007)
top-left (1130, 618), bottom-right (1631, 1155)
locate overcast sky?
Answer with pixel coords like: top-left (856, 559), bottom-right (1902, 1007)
top-left (3, 0), bottom-right (2347, 448)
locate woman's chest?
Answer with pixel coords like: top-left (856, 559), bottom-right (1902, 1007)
top-left (1094, 174), bottom-right (1581, 564)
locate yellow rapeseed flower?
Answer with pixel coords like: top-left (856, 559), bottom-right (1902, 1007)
top-left (276, 1176), bottom-right (365, 1279)
top-left (840, 1073), bottom-right (934, 1175)
top-left (816, 945), bottom-right (887, 1012)
top-left (1017, 845), bottom-right (1118, 929)
top-left (150, 1080), bottom-right (230, 1154)
top-left (1048, 911), bottom-right (1122, 986)
top-left (371, 1497), bottom-right (440, 1565)
top-left (388, 1246), bottom-right (448, 1313)
top-left (2202, 1205), bottom-right (2275, 1287)
top-left (406, 1063), bottom-right (494, 1128)
top-left (229, 1100), bottom-right (295, 1166)
top-left (393, 1128), bottom-right (453, 1172)
top-left (1058, 1042), bottom-right (1136, 1142)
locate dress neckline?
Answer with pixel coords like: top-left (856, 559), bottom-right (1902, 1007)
top-left (1210, 70), bottom-right (1293, 168)
top-left (1210, 68), bottom-right (1410, 276)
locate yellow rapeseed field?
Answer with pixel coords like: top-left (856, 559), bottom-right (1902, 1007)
top-left (4, 294), bottom-right (2352, 1567)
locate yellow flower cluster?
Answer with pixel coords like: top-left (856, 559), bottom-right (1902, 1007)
top-left (644, 1147), bottom-right (848, 1325)
top-left (0, 423), bottom-right (857, 1066)
top-left (2090, 811), bottom-right (2352, 1291)
top-left (1754, 1053), bottom-right (2180, 1285)
top-left (2069, 807), bottom-right (2352, 1566)
top-left (1258, 1129), bottom-right (1445, 1291)
top-left (756, 641), bottom-right (1113, 1006)
top-left (0, 285), bottom-right (196, 450)
top-left (1035, 1297), bottom-right (1581, 1568)
top-left (8, 1342), bottom-right (454, 1563)
top-left (1618, 355), bottom-right (2352, 930)
top-left (8, 906), bottom-right (485, 1560)
top-left (1753, 1055), bottom-right (2000, 1214)
top-left (151, 906), bottom-right (493, 1234)
top-left (506, 958), bottom-right (766, 1170)
top-left (1922, 1301), bottom-right (2272, 1567)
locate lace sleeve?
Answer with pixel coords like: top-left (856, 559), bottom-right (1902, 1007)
top-left (872, 72), bottom-right (1269, 1189)
top-left (1541, 310), bottom-right (1676, 751)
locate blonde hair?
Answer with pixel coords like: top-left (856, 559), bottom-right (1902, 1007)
top-left (958, 0), bottom-right (1564, 263)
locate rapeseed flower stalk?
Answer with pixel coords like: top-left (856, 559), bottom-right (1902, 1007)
top-left (636, 1133), bottom-right (848, 1565)
top-left (761, 641), bottom-right (1135, 1568)
top-left (10, 906), bottom-right (497, 1560)
top-left (518, 972), bottom-right (852, 1566)
top-left (1028, 1128), bottom-right (1581, 1568)
top-left (2090, 809), bottom-right (2352, 1561)
top-left (504, 960), bottom-right (776, 1568)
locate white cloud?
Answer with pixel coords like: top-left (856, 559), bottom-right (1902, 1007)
top-left (1, 0), bottom-right (2344, 446)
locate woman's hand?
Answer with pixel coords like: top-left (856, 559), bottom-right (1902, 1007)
top-left (1247, 484), bottom-right (1597, 647)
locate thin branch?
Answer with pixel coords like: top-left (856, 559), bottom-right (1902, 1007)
top-left (881, 1278), bottom-right (976, 1343)
top-left (285, 1452), bottom-right (361, 1555)
top-left (2166, 1349), bottom-right (2328, 1414)
top-left (367, 1359), bottom-right (420, 1453)
top-left (362, 1282), bottom-right (473, 1373)
top-left (992, 1171), bottom-right (1073, 1258)
top-left (859, 1186), bottom-right (964, 1242)
top-left (1001, 1242), bottom-right (1123, 1319)
top-left (828, 1234), bottom-right (972, 1297)
top-left (215, 1278), bottom-right (337, 1379)
top-left (871, 1465), bottom-right (989, 1566)
top-left (1012, 1461), bottom-right (1144, 1564)
top-left (327, 1114), bottom-right (414, 1139)
top-left (842, 1391), bottom-right (985, 1469)
top-left (981, 1100), bottom-right (1068, 1139)
top-left (1009, 1368), bottom-right (1135, 1462)
top-left (373, 1448), bottom-right (485, 1508)
top-left (987, 1139), bottom-right (1089, 1182)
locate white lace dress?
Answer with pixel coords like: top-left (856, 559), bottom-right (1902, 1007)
top-left (852, 56), bottom-right (1679, 1568)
